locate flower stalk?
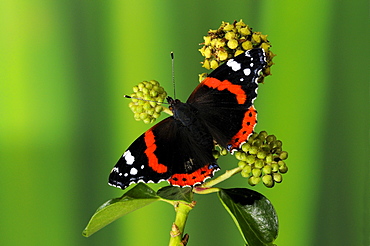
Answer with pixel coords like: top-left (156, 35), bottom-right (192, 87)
top-left (168, 201), bottom-right (195, 246)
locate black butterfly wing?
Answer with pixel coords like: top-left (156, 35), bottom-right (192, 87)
top-left (109, 117), bottom-right (219, 189)
top-left (187, 48), bottom-right (267, 151)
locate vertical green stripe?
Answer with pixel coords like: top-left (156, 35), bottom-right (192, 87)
top-left (0, 1), bottom-right (77, 245)
top-left (259, 0), bottom-right (332, 245)
top-left (313, 0), bottom-right (369, 245)
top-left (109, 1), bottom-right (173, 245)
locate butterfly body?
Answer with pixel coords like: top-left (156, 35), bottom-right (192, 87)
top-left (109, 48), bottom-right (267, 189)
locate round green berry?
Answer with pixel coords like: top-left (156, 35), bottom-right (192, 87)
top-left (262, 175), bottom-right (274, 188)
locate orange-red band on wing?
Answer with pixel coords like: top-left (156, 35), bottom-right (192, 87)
top-left (203, 77), bottom-right (247, 104)
top-left (228, 106), bottom-right (257, 150)
top-left (168, 164), bottom-right (217, 187)
top-left (144, 130), bottom-right (168, 173)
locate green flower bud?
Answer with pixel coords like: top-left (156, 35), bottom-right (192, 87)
top-left (273, 173), bottom-right (282, 183)
top-left (220, 148), bottom-right (228, 156)
top-left (261, 144), bottom-right (270, 151)
top-left (262, 165), bottom-right (272, 175)
top-left (238, 161), bottom-right (247, 169)
top-left (248, 176), bottom-right (261, 186)
top-left (265, 154), bottom-right (273, 164)
top-left (279, 151), bottom-right (288, 160)
top-left (137, 82), bottom-right (145, 90)
top-left (254, 159), bottom-right (265, 169)
top-left (240, 152), bottom-right (247, 161)
top-left (257, 151), bottom-right (267, 160)
top-left (136, 91), bottom-right (143, 98)
top-left (262, 175), bottom-right (274, 188)
top-left (252, 139), bottom-right (262, 147)
top-left (266, 135), bottom-right (276, 143)
top-left (139, 112), bottom-right (148, 120)
top-left (245, 154), bottom-right (256, 164)
top-left (279, 164), bottom-right (288, 174)
top-left (258, 131), bottom-right (268, 140)
top-left (252, 168), bottom-right (262, 177)
top-left (155, 105), bottom-right (163, 113)
top-left (241, 142), bottom-right (251, 152)
top-left (275, 140), bottom-right (283, 148)
top-left (143, 117), bottom-right (151, 124)
top-left (150, 90), bottom-right (158, 97)
top-left (142, 102), bottom-right (152, 110)
top-left (272, 147), bottom-right (282, 154)
top-left (248, 132), bottom-right (259, 142)
top-left (271, 163), bottom-right (279, 172)
top-left (212, 150), bottom-right (220, 159)
top-left (249, 146), bottom-right (258, 155)
top-left (242, 165), bottom-right (252, 175)
top-left (277, 160), bottom-right (285, 166)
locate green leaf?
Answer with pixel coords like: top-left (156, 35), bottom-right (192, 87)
top-left (218, 188), bottom-right (278, 246)
top-left (82, 183), bottom-right (159, 237)
top-left (157, 186), bottom-right (193, 203)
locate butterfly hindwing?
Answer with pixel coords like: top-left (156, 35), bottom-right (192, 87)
top-left (109, 116), bottom-right (219, 189)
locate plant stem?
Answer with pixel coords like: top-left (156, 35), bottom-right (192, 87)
top-left (199, 166), bottom-right (242, 188)
top-left (168, 201), bottom-right (195, 246)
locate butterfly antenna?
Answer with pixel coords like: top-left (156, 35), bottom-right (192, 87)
top-left (171, 51), bottom-right (176, 99)
top-left (124, 95), bottom-right (169, 105)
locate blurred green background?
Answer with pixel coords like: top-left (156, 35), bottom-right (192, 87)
top-left (0, 1), bottom-right (368, 245)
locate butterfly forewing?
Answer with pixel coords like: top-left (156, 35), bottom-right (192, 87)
top-left (187, 48), bottom-right (266, 150)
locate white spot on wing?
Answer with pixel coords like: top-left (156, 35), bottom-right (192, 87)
top-left (243, 68), bottom-right (251, 76)
top-left (123, 150), bottom-right (135, 165)
top-left (130, 167), bottom-right (138, 175)
top-left (226, 59), bottom-right (241, 71)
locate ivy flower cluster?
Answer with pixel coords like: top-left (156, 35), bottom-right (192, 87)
top-left (128, 80), bottom-right (167, 124)
top-left (198, 20), bottom-right (275, 83)
top-left (236, 131), bottom-right (288, 188)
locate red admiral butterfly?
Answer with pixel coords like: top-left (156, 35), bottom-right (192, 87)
top-left (109, 48), bottom-right (267, 189)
